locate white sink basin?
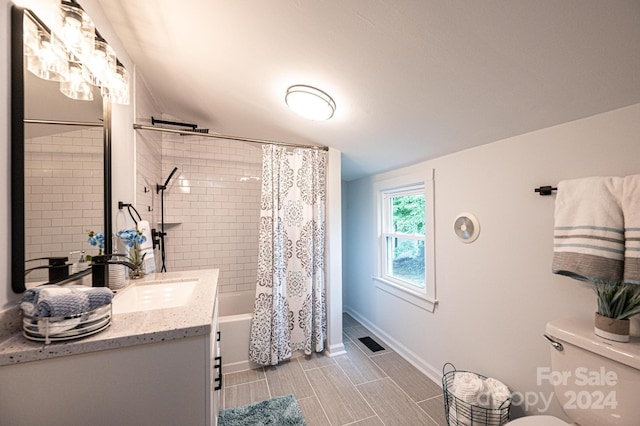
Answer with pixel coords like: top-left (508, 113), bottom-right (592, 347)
top-left (112, 280), bottom-right (198, 314)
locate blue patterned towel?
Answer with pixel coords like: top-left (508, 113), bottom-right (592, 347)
top-left (34, 288), bottom-right (114, 317)
top-left (22, 285), bottom-right (67, 304)
top-left (36, 293), bottom-right (90, 317)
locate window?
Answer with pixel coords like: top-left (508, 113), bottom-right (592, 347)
top-left (374, 170), bottom-right (436, 312)
top-left (382, 186), bottom-right (426, 288)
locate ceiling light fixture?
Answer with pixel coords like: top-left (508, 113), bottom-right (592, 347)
top-left (285, 85), bottom-right (336, 121)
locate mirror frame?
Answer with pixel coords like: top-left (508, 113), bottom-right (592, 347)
top-left (11, 6), bottom-right (112, 293)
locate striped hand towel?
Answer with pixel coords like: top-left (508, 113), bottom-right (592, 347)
top-left (552, 176), bottom-right (624, 284)
top-left (623, 175), bottom-right (640, 284)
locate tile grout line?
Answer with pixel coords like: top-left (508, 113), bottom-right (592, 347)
top-left (332, 354), bottom-right (387, 426)
top-left (298, 357), bottom-right (333, 425)
top-left (364, 335), bottom-right (444, 425)
top-left (342, 416), bottom-right (382, 426)
top-left (415, 394), bottom-right (446, 426)
top-left (223, 377), bottom-right (267, 389)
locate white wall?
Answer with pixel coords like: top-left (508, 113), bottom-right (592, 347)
top-left (343, 103), bottom-right (640, 419)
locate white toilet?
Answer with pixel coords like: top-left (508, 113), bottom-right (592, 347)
top-left (509, 318), bottom-right (640, 425)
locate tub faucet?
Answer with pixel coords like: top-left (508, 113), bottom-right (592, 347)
top-left (91, 254), bottom-right (138, 287)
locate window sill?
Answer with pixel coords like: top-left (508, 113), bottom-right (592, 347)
top-left (373, 276), bottom-right (438, 313)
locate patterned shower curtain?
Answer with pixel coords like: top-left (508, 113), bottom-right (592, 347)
top-left (249, 145), bottom-right (327, 366)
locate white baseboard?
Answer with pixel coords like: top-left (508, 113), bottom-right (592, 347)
top-left (325, 342), bottom-right (346, 357)
top-left (343, 307), bottom-right (442, 385)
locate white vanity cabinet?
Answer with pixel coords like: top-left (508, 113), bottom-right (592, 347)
top-left (1, 334), bottom-right (220, 425)
top-left (0, 270), bottom-right (222, 426)
top-left (210, 293), bottom-right (222, 425)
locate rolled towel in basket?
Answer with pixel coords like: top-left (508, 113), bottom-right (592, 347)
top-left (36, 293), bottom-right (90, 317)
top-left (22, 285), bottom-right (70, 305)
top-left (485, 377), bottom-right (510, 409)
top-left (35, 288), bottom-right (114, 317)
top-left (450, 372), bottom-right (495, 426)
top-left (83, 288), bottom-right (114, 308)
top-left (452, 372), bottom-right (487, 404)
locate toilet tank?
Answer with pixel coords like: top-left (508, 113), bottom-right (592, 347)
top-left (545, 318), bottom-right (640, 426)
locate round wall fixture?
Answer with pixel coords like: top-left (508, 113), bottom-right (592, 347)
top-left (453, 213), bottom-right (480, 243)
top-left (285, 85), bottom-right (336, 121)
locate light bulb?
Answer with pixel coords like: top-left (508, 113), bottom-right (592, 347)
top-left (60, 60), bottom-right (94, 101)
top-left (27, 31), bottom-right (69, 82)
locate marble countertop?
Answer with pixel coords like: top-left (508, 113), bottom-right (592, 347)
top-left (0, 269), bottom-right (218, 366)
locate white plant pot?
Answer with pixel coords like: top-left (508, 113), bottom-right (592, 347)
top-left (594, 312), bottom-right (630, 343)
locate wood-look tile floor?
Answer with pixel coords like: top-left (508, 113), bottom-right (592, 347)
top-left (222, 313), bottom-right (446, 425)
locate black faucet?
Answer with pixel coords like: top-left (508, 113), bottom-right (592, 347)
top-left (91, 254), bottom-right (138, 287)
top-left (25, 257), bottom-right (70, 282)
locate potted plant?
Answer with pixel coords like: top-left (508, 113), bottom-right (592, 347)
top-left (117, 229), bottom-right (147, 279)
top-left (594, 283), bottom-right (640, 342)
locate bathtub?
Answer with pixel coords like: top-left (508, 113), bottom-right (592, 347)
top-left (218, 290), bottom-right (258, 373)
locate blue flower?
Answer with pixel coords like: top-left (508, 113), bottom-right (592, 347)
top-left (117, 228), bottom-right (147, 268)
top-left (117, 229), bottom-right (146, 248)
top-left (87, 230), bottom-right (105, 250)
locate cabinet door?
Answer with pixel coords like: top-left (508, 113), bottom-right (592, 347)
top-left (211, 294), bottom-right (221, 425)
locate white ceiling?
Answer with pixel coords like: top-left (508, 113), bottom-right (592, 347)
top-left (98, 0), bottom-right (640, 181)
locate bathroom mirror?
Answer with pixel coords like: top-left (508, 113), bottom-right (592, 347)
top-left (11, 6), bottom-right (113, 293)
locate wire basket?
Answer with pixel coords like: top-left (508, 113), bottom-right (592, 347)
top-left (22, 303), bottom-right (112, 345)
top-left (442, 363), bottom-right (511, 426)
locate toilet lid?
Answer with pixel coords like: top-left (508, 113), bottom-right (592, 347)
top-left (508, 415), bottom-right (571, 426)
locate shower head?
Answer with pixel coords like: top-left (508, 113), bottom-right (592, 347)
top-left (157, 167), bottom-right (179, 193)
top-left (164, 167), bottom-right (178, 187)
top-left (179, 128), bottom-right (209, 136)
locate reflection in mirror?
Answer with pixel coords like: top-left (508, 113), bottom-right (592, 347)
top-left (24, 61), bottom-right (104, 285)
top-left (12, 5), bottom-right (120, 292)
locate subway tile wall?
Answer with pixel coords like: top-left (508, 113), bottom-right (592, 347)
top-left (24, 127), bottom-right (104, 283)
top-left (133, 120), bottom-right (162, 239)
top-left (160, 133), bottom-right (262, 293)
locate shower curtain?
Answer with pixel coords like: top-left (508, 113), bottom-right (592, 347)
top-left (249, 145), bottom-right (327, 366)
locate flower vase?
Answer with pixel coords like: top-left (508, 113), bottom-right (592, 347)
top-left (127, 242), bottom-right (146, 280)
top-left (129, 267), bottom-right (145, 280)
top-left (109, 264), bottom-right (127, 290)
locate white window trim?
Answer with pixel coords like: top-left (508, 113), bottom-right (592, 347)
top-left (373, 169), bottom-right (437, 313)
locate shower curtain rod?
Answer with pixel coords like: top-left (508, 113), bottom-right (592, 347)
top-left (25, 119), bottom-right (104, 127)
top-left (133, 123), bottom-right (329, 151)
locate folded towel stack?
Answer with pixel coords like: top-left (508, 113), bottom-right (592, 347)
top-left (623, 175), bottom-right (640, 284)
top-left (553, 175), bottom-right (640, 285)
top-left (21, 285), bottom-right (114, 318)
top-left (552, 177), bottom-right (625, 284)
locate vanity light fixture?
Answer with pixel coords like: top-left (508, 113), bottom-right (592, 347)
top-left (285, 85), bottom-right (336, 121)
top-left (104, 61), bottom-right (130, 105)
top-left (60, 59), bottom-right (93, 101)
top-left (21, 1), bottom-right (130, 105)
top-left (58, 0), bottom-right (94, 58)
top-left (26, 28), bottom-right (68, 82)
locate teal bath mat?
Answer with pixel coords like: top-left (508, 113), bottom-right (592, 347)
top-left (219, 394), bottom-right (307, 426)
